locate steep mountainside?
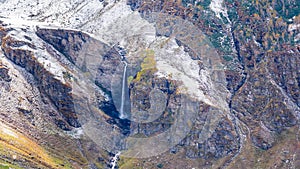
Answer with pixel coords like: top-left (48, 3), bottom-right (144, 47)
top-left (0, 0), bottom-right (299, 169)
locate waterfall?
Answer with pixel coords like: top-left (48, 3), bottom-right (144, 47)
top-left (110, 151), bottom-right (121, 169)
top-left (119, 61), bottom-right (127, 119)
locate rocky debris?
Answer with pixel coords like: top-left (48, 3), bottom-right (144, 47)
top-left (180, 105), bottom-right (239, 159)
top-left (36, 27), bottom-right (111, 67)
top-left (232, 60), bottom-right (298, 149)
top-left (175, 38), bottom-right (200, 60)
top-left (4, 37), bottom-right (36, 49)
top-left (0, 62), bottom-right (11, 82)
top-left (250, 125), bottom-right (275, 150)
top-left (267, 50), bottom-right (300, 107)
top-left (17, 107), bottom-right (34, 125)
top-left (127, 56), bottom-right (240, 159)
top-left (0, 25), bottom-right (114, 168)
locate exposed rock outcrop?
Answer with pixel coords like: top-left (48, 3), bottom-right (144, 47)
top-left (1, 28), bottom-right (80, 130)
top-left (0, 62), bottom-right (11, 82)
top-left (36, 28), bottom-right (90, 64)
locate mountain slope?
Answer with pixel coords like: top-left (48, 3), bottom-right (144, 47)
top-left (0, 0), bottom-right (299, 169)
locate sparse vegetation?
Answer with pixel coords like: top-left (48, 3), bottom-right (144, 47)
top-left (127, 75), bottom-right (134, 85)
top-left (133, 49), bottom-right (157, 82)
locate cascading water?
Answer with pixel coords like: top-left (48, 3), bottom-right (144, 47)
top-left (110, 152), bottom-right (121, 169)
top-left (119, 60), bottom-right (127, 119)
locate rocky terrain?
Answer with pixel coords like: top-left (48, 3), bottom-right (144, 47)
top-left (0, 0), bottom-right (299, 169)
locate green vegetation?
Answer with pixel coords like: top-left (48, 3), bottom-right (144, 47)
top-left (0, 161), bottom-right (22, 169)
top-left (241, 1), bottom-right (258, 16)
top-left (134, 49), bottom-right (157, 82)
top-left (226, 3), bottom-right (238, 21)
top-left (127, 75), bottom-right (134, 85)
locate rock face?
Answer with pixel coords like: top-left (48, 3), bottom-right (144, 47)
top-left (0, 0), bottom-right (299, 169)
top-left (128, 0), bottom-right (299, 157)
top-left (1, 29), bottom-right (80, 130)
top-left (36, 28), bottom-right (91, 64)
top-left (0, 63), bottom-right (11, 82)
top-left (0, 22), bottom-right (124, 169)
top-left (36, 28), bottom-right (133, 134)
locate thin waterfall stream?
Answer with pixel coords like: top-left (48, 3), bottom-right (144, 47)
top-left (110, 152), bottom-right (121, 169)
top-left (119, 60), bottom-right (127, 119)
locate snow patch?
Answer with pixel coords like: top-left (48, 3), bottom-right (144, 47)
top-left (82, 0), bottom-right (156, 47)
top-left (295, 33), bottom-right (300, 42)
top-left (0, 0), bottom-right (110, 31)
top-left (0, 19), bottom-right (68, 84)
top-left (0, 17), bottom-right (60, 30)
top-left (153, 37), bottom-right (217, 107)
top-left (210, 0), bottom-right (228, 20)
top-left (288, 23), bottom-right (300, 32)
top-left (65, 127), bottom-right (84, 139)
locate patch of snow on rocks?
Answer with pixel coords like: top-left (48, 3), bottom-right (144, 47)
top-left (82, 0), bottom-right (156, 46)
top-left (210, 0), bottom-right (229, 20)
top-left (65, 127), bottom-right (84, 139)
top-left (288, 23), bottom-right (300, 32)
top-left (153, 37), bottom-right (217, 107)
top-left (1, 19), bottom-right (68, 84)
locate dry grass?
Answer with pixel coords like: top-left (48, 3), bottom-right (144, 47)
top-left (134, 49), bottom-right (157, 82)
top-left (0, 122), bottom-right (72, 169)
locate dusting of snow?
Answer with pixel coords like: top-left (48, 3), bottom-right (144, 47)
top-left (0, 16), bottom-right (59, 30)
top-left (210, 0), bottom-right (229, 22)
top-left (153, 37), bottom-right (223, 109)
top-left (0, 0), bottom-right (153, 46)
top-left (82, 0), bottom-right (156, 47)
top-left (0, 19), bottom-right (68, 84)
top-left (295, 33), bottom-right (300, 42)
top-left (253, 36), bottom-right (262, 47)
top-left (0, 0), bottom-right (113, 34)
top-left (288, 23), bottom-right (300, 32)
top-left (0, 0), bottom-right (231, 124)
top-left (0, 0), bottom-right (230, 112)
top-left (65, 127), bottom-right (84, 139)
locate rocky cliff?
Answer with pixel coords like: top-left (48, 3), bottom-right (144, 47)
top-left (0, 0), bottom-right (299, 169)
